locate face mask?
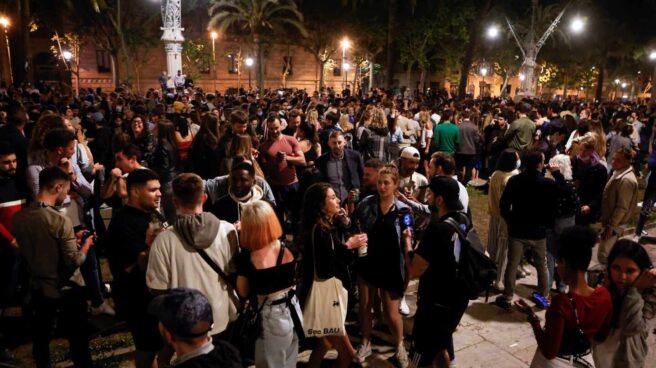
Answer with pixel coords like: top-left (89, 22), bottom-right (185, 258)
top-left (516, 159), bottom-right (521, 169)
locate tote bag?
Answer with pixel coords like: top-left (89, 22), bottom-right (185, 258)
top-left (303, 225), bottom-right (348, 338)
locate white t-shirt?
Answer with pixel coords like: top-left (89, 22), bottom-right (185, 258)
top-left (146, 221), bottom-right (239, 335)
top-left (399, 171), bottom-right (429, 202)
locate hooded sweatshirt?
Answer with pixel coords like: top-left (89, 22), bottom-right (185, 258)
top-left (211, 184), bottom-right (265, 224)
top-left (146, 212), bottom-right (240, 335)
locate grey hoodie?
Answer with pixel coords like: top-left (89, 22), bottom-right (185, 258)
top-left (173, 212), bottom-right (222, 250)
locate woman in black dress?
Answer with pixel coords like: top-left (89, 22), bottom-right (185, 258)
top-left (352, 165), bottom-right (412, 366)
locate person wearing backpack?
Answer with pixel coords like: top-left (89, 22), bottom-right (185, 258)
top-left (404, 176), bottom-right (470, 368)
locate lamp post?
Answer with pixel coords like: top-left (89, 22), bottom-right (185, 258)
top-left (649, 50), bottom-right (656, 104)
top-left (340, 37), bottom-right (351, 92)
top-left (0, 16), bottom-right (12, 85)
top-left (479, 65), bottom-right (488, 98)
top-left (245, 57), bottom-right (253, 91)
top-left (613, 78), bottom-right (620, 100)
top-left (210, 31), bottom-right (218, 93)
top-left (343, 62), bottom-right (351, 93)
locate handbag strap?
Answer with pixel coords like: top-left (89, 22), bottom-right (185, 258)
top-left (196, 248), bottom-right (242, 309)
top-left (567, 292), bottom-right (582, 327)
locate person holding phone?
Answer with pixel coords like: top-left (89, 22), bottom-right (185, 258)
top-left (515, 226), bottom-right (613, 368)
top-left (593, 239), bottom-right (656, 368)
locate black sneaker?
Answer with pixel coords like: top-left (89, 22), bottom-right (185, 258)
top-left (494, 296), bottom-right (511, 310)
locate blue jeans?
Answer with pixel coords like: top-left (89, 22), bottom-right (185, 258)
top-left (546, 216), bottom-right (575, 293)
top-left (255, 293), bottom-right (302, 368)
top-left (272, 182), bottom-right (300, 229)
top-left (80, 248), bottom-right (104, 307)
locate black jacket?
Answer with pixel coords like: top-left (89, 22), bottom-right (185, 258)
top-left (314, 149), bottom-right (364, 193)
top-left (500, 170), bottom-right (558, 239)
top-left (174, 340), bottom-right (242, 368)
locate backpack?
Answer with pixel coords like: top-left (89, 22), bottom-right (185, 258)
top-left (443, 214), bottom-right (497, 301)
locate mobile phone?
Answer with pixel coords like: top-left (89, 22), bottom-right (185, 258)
top-left (402, 213), bottom-right (413, 231)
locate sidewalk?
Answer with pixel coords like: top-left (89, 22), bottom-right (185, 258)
top-left (321, 233), bottom-right (656, 367)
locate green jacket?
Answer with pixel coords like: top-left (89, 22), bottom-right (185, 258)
top-left (505, 116), bottom-right (535, 151)
top-left (432, 121), bottom-right (459, 154)
top-left (13, 203), bottom-right (86, 298)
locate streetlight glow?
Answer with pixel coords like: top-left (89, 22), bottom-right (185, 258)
top-left (245, 57), bottom-right (254, 67)
top-left (210, 31), bottom-right (218, 40)
top-left (614, 78), bottom-right (620, 85)
top-left (62, 51), bottom-right (72, 61)
top-left (487, 25), bottom-right (499, 39)
top-left (0, 16), bottom-right (9, 29)
top-left (621, 82), bottom-right (627, 88)
top-left (340, 37), bottom-right (351, 51)
top-left (343, 62), bottom-right (351, 71)
top-left (570, 17), bottom-right (585, 33)
top-left (649, 51), bottom-right (656, 61)
top-left (519, 73), bottom-right (526, 81)
top-left (480, 67), bottom-right (488, 77)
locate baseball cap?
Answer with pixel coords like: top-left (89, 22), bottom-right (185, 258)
top-left (400, 146), bottom-right (421, 160)
top-left (421, 176), bottom-right (464, 211)
top-left (148, 288), bottom-right (214, 338)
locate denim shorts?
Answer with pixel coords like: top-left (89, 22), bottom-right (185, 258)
top-left (254, 292), bottom-right (303, 368)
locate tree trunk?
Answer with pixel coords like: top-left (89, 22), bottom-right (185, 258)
top-left (500, 71), bottom-right (510, 98)
top-left (110, 52), bottom-right (119, 88)
top-left (318, 59), bottom-right (326, 90)
top-left (458, 0), bottom-right (492, 99)
top-left (384, 0), bottom-right (399, 89)
top-left (255, 38), bottom-right (265, 92)
top-left (651, 64), bottom-right (656, 105)
top-left (595, 52), bottom-right (607, 102)
top-left (10, 0), bottom-right (31, 84)
top-left (405, 62), bottom-right (413, 90)
top-left (419, 67), bottom-right (427, 93)
top-left (562, 73), bottom-right (568, 99)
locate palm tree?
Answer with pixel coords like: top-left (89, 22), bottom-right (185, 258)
top-left (208, 0), bottom-right (307, 91)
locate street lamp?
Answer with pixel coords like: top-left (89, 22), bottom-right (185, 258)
top-left (210, 31), bottom-right (218, 92)
top-left (0, 15), bottom-right (12, 85)
top-left (650, 51), bottom-right (656, 61)
top-left (340, 37), bottom-right (351, 91)
top-left (649, 51), bottom-right (656, 103)
top-left (486, 25), bottom-right (499, 39)
top-left (62, 51), bottom-right (72, 62)
top-left (570, 16), bottom-right (585, 34)
top-left (343, 62), bottom-right (351, 93)
top-left (245, 57), bottom-right (254, 91)
top-left (479, 66), bottom-right (488, 98)
top-left (519, 73), bottom-right (526, 81)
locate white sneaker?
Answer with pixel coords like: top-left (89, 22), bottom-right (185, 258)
top-left (90, 301), bottom-right (116, 316)
top-left (399, 296), bottom-right (410, 316)
top-left (353, 342), bottom-right (372, 363)
top-left (396, 343), bottom-right (409, 368)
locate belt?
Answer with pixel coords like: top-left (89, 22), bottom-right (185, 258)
top-left (264, 289), bottom-right (305, 339)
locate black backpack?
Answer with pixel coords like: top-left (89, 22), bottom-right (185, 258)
top-left (443, 214), bottom-right (497, 301)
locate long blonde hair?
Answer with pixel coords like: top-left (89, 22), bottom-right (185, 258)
top-left (370, 107), bottom-right (388, 130)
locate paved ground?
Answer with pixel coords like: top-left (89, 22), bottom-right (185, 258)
top-left (4, 224), bottom-right (656, 367)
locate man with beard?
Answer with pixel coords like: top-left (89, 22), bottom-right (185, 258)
top-left (13, 167), bottom-right (94, 367)
top-left (259, 116), bottom-right (305, 229)
top-left (483, 112), bottom-right (510, 175)
top-left (315, 130), bottom-right (364, 203)
top-left (0, 143), bottom-right (27, 361)
top-left (105, 169), bottom-right (167, 368)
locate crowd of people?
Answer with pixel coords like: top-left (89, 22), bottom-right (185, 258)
top-left (0, 81), bottom-right (655, 368)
